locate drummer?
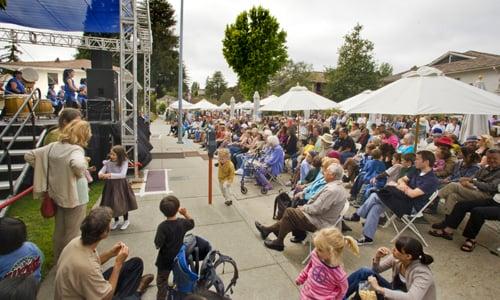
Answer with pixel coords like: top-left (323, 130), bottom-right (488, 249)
top-left (4, 70), bottom-right (26, 95)
top-left (63, 69), bottom-right (80, 108)
top-left (47, 83), bottom-right (62, 116)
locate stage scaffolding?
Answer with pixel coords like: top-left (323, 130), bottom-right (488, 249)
top-left (0, 0), bottom-right (153, 177)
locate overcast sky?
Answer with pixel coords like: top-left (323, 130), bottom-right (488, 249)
top-left (2, 0), bottom-right (500, 88)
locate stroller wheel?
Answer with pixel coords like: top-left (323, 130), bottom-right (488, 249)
top-left (260, 187), bottom-right (268, 194)
top-left (241, 186), bottom-right (248, 194)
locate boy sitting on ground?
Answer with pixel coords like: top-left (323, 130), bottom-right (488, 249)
top-left (154, 196), bottom-right (195, 300)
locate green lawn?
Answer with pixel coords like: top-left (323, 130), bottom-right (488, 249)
top-left (6, 181), bottom-right (105, 279)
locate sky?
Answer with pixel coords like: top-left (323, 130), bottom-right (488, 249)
top-left (2, 0), bottom-right (500, 89)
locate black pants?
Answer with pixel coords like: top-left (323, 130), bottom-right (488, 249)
top-left (445, 198), bottom-right (500, 239)
top-left (103, 257), bottom-right (144, 300)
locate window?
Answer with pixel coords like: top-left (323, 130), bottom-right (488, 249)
top-left (47, 73), bottom-right (58, 85)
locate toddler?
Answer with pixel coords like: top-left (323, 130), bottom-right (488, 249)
top-left (218, 148), bottom-right (235, 206)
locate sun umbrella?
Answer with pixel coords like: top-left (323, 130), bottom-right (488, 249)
top-left (240, 101), bottom-right (254, 109)
top-left (459, 77), bottom-right (491, 143)
top-left (190, 99), bottom-right (218, 110)
top-left (346, 66), bottom-right (500, 115)
top-left (168, 99), bottom-right (193, 110)
top-left (260, 84), bottom-right (338, 111)
top-left (230, 97), bottom-right (235, 118)
top-left (338, 90), bottom-right (372, 111)
top-left (259, 95), bottom-right (278, 106)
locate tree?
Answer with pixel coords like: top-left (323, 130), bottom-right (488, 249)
top-left (0, 40), bottom-right (22, 62)
top-left (325, 24), bottom-right (379, 102)
top-left (191, 81), bottom-right (200, 97)
top-left (0, 0), bottom-right (6, 10)
top-left (223, 6), bottom-right (288, 99)
top-left (220, 84), bottom-right (244, 104)
top-left (377, 62), bottom-right (393, 79)
top-left (268, 60), bottom-right (312, 95)
top-left (157, 102), bottom-right (167, 115)
top-left (205, 71), bottom-right (228, 101)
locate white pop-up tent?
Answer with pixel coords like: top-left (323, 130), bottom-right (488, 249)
top-left (338, 90), bottom-right (372, 112)
top-left (260, 84), bottom-right (338, 111)
top-left (169, 99), bottom-right (193, 110)
top-left (217, 102), bottom-right (229, 110)
top-left (240, 101), bottom-right (254, 109)
top-left (190, 99), bottom-right (218, 110)
top-left (259, 95), bottom-right (278, 106)
top-left (346, 66), bottom-right (500, 115)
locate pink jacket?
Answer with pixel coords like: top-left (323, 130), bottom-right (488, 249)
top-left (296, 250), bottom-right (348, 300)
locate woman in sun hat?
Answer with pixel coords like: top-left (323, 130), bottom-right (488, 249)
top-left (318, 133), bottom-right (334, 157)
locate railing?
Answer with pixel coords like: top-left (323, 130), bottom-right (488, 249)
top-left (0, 88), bottom-right (42, 194)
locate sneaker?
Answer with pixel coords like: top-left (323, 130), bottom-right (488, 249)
top-left (234, 168), bottom-right (244, 175)
top-left (356, 236), bottom-right (374, 245)
top-left (224, 200), bottom-right (233, 206)
top-left (120, 220), bottom-right (130, 230)
top-left (111, 220), bottom-right (122, 230)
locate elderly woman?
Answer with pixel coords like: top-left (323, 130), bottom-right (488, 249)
top-left (253, 135), bottom-right (284, 191)
top-left (25, 120), bottom-right (91, 261)
top-left (397, 133), bottom-right (415, 154)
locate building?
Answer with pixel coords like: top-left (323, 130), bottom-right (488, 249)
top-left (307, 71), bottom-right (327, 95)
top-left (383, 50), bottom-right (500, 94)
top-left (0, 59), bottom-right (126, 98)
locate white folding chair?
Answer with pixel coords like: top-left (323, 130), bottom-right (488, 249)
top-left (386, 191), bottom-right (439, 247)
top-left (302, 200), bottom-right (350, 264)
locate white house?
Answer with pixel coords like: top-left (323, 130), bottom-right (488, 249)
top-left (384, 50), bottom-right (500, 94)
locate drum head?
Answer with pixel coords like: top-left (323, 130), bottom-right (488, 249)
top-left (20, 67), bottom-right (39, 83)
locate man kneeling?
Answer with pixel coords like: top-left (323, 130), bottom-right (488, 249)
top-left (255, 163), bottom-right (347, 251)
top-left (55, 207), bottom-right (154, 300)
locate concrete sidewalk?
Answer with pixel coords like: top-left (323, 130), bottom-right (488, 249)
top-left (38, 120), bottom-right (500, 300)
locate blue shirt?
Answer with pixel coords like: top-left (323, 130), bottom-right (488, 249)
top-left (4, 77), bottom-right (26, 94)
top-left (64, 78), bottom-right (76, 102)
top-left (0, 242), bottom-right (43, 282)
top-left (407, 170), bottom-right (440, 211)
top-left (363, 159), bottom-right (386, 183)
top-left (304, 172), bottom-right (326, 201)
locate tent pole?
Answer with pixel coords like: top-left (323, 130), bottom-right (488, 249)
top-left (414, 115), bottom-right (420, 152)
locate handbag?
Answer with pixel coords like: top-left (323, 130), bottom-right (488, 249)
top-left (40, 145), bottom-right (57, 218)
top-left (273, 191), bottom-right (292, 220)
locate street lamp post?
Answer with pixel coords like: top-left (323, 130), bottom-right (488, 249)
top-left (177, 0), bottom-right (184, 144)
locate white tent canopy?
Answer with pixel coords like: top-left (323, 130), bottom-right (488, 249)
top-left (260, 84), bottom-right (338, 111)
top-left (218, 102), bottom-right (229, 110)
top-left (190, 99), bottom-right (218, 110)
top-left (259, 95), bottom-right (278, 106)
top-left (338, 90), bottom-right (372, 112)
top-left (347, 66), bottom-right (500, 115)
top-left (168, 99), bottom-right (193, 110)
top-left (240, 101), bottom-right (254, 109)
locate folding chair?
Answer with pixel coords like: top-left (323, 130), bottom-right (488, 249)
top-left (302, 200), bottom-right (350, 264)
top-left (386, 191), bottom-right (439, 247)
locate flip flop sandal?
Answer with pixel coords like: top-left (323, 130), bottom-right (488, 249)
top-left (460, 239), bottom-right (477, 252)
top-left (428, 229), bottom-right (453, 240)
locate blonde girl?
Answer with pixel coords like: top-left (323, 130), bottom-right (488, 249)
top-left (296, 227), bottom-right (359, 300)
top-left (217, 148), bottom-right (235, 206)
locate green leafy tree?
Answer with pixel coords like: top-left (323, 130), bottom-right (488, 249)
top-left (205, 71), bottom-right (228, 101)
top-left (0, 0), bottom-right (6, 10)
top-left (1, 40), bottom-right (22, 62)
top-left (325, 24), bottom-right (379, 102)
top-left (223, 6), bottom-right (288, 99)
top-left (220, 83), bottom-right (244, 104)
top-left (157, 102), bottom-right (167, 115)
top-left (377, 62), bottom-right (393, 79)
top-left (268, 60), bottom-right (312, 95)
top-left (191, 81), bottom-right (200, 97)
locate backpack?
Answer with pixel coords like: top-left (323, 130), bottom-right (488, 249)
top-left (197, 250), bottom-right (239, 298)
top-left (273, 191), bottom-right (292, 220)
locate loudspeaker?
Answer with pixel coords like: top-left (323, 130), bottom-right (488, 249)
top-left (86, 69), bottom-right (118, 100)
top-left (86, 98), bottom-right (116, 122)
top-left (90, 50), bottom-right (113, 69)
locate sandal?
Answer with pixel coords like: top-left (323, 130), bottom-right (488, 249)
top-left (460, 239), bottom-right (477, 252)
top-left (428, 229), bottom-right (453, 240)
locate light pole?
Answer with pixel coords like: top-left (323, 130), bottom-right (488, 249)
top-left (177, 0), bottom-right (184, 144)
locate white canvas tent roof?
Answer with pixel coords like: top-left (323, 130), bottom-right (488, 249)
top-left (260, 84), bottom-right (338, 111)
top-left (168, 99), bottom-right (193, 110)
top-left (190, 99), bottom-right (218, 110)
top-left (338, 90), bottom-right (372, 112)
top-left (259, 95), bottom-right (278, 106)
top-left (347, 66), bottom-right (500, 115)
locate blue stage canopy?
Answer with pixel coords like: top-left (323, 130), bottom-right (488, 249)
top-left (0, 0), bottom-right (120, 33)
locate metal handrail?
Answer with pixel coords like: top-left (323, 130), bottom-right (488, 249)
top-left (0, 88), bottom-right (42, 194)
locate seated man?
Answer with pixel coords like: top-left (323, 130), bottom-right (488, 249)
top-left (438, 148), bottom-right (500, 215)
top-left (55, 207), bottom-right (154, 300)
top-left (333, 127), bottom-right (357, 164)
top-left (254, 163), bottom-right (347, 251)
top-left (344, 151), bottom-right (439, 245)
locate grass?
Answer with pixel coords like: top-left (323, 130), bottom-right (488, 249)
top-left (6, 181), bottom-right (105, 279)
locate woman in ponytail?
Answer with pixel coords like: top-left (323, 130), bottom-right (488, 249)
top-left (295, 227), bottom-right (359, 300)
top-left (346, 236), bottom-right (436, 300)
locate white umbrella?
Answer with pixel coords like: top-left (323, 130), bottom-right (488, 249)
top-left (260, 84), bottom-right (338, 111)
top-left (190, 99), bottom-right (218, 110)
top-left (230, 97), bottom-right (235, 118)
top-left (347, 66), bottom-right (500, 115)
top-left (253, 91), bottom-right (260, 121)
top-left (169, 99), bottom-right (193, 110)
top-left (338, 90), bottom-right (372, 111)
top-left (218, 102), bottom-right (229, 110)
top-left (240, 101), bottom-right (254, 109)
top-left (459, 77), bottom-right (491, 142)
top-left (259, 95), bottom-right (278, 106)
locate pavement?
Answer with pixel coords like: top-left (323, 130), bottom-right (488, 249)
top-left (37, 120), bottom-right (500, 300)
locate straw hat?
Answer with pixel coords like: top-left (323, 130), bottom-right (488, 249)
top-left (319, 133), bottom-right (334, 145)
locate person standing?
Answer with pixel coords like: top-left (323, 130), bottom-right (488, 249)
top-left (63, 69), bottom-right (80, 108)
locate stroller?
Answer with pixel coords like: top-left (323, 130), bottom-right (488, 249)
top-left (240, 149), bottom-right (286, 195)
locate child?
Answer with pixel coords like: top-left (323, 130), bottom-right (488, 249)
top-left (99, 145), bottom-right (137, 230)
top-left (399, 153), bottom-right (416, 178)
top-left (296, 227), bottom-right (359, 300)
top-left (218, 148), bottom-right (235, 206)
top-left (371, 153), bottom-right (403, 186)
top-left (155, 195), bottom-right (194, 300)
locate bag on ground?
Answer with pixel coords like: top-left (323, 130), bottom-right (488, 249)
top-left (273, 191), bottom-right (292, 220)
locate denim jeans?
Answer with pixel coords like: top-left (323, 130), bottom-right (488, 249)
top-left (346, 267), bottom-right (391, 300)
top-left (356, 193), bottom-right (386, 240)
